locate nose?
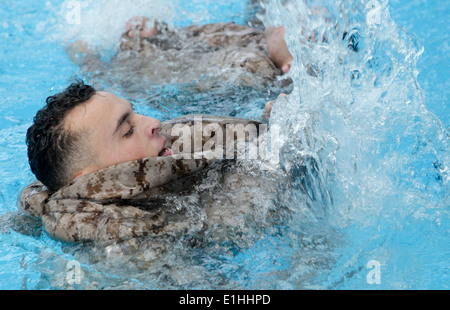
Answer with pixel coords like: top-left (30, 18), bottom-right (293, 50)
top-left (143, 116), bottom-right (161, 137)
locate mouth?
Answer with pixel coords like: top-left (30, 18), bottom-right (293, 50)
top-left (158, 147), bottom-right (173, 157)
top-left (156, 135), bottom-right (172, 157)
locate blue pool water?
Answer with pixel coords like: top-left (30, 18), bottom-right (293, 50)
top-left (0, 0), bottom-right (448, 289)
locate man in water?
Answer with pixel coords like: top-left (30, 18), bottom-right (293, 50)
top-left (21, 81), bottom-right (279, 246)
top-left (68, 17), bottom-right (294, 90)
top-left (123, 16), bottom-right (294, 75)
top-left (26, 81), bottom-right (277, 192)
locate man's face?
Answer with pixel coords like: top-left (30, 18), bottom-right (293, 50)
top-left (64, 91), bottom-right (172, 177)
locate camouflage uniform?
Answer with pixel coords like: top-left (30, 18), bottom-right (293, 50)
top-left (69, 22), bottom-right (284, 89)
top-left (119, 21), bottom-right (282, 83)
top-left (19, 115), bottom-right (277, 248)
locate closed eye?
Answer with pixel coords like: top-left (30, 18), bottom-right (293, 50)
top-left (123, 125), bottom-right (135, 138)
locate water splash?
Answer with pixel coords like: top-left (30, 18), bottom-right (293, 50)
top-left (260, 0), bottom-right (449, 288)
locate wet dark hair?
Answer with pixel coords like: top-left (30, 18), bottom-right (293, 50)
top-left (26, 81), bottom-right (97, 191)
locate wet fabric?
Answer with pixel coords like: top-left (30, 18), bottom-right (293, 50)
top-left (118, 21), bottom-right (282, 84)
top-left (19, 115), bottom-right (268, 245)
top-left (68, 22), bottom-right (284, 89)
